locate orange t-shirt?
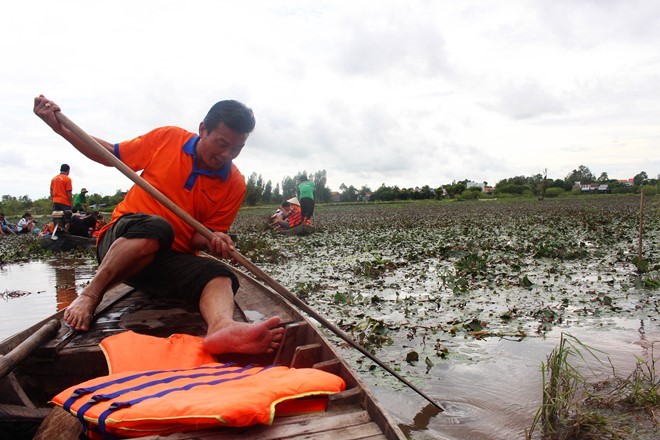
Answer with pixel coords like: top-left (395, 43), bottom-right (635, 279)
top-left (98, 126), bottom-right (246, 254)
top-left (50, 173), bottom-right (72, 205)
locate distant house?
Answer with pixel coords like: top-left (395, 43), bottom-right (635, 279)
top-left (483, 186), bottom-right (494, 194)
top-left (357, 192), bottom-right (372, 202)
top-left (617, 178), bottom-right (634, 186)
top-left (573, 182), bottom-right (609, 193)
top-left (330, 192), bottom-right (341, 202)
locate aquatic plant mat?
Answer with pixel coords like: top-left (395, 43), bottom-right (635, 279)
top-left (231, 195), bottom-right (658, 438)
top-left (233, 195), bottom-right (658, 349)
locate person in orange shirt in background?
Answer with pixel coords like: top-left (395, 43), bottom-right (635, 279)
top-left (51, 163), bottom-right (73, 211)
top-left (273, 200), bottom-right (303, 231)
top-left (34, 95), bottom-right (283, 357)
top-left (91, 211), bottom-right (106, 238)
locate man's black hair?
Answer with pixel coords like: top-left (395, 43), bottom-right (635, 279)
top-left (60, 164), bottom-right (70, 172)
top-left (203, 100), bottom-right (256, 134)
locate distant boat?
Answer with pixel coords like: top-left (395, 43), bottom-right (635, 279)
top-left (40, 233), bottom-right (96, 252)
top-left (279, 223), bottom-right (316, 236)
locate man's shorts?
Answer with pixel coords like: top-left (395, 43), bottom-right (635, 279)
top-left (52, 203), bottom-right (72, 212)
top-left (300, 197), bottom-right (315, 219)
top-left (97, 213), bottom-right (239, 304)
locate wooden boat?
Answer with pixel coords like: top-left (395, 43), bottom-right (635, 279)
top-left (39, 233), bottom-right (96, 252)
top-left (279, 223), bottom-right (316, 236)
top-left (0, 265), bottom-right (405, 440)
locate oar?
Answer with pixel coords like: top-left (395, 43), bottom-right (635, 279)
top-left (0, 319), bottom-right (60, 379)
top-left (53, 110), bottom-right (444, 411)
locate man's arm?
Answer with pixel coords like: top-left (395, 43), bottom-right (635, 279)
top-left (67, 190), bottom-right (73, 208)
top-left (34, 95), bottom-right (116, 166)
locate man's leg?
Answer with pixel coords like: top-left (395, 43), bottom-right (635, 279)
top-left (63, 237), bottom-right (160, 331)
top-left (200, 277), bottom-right (284, 355)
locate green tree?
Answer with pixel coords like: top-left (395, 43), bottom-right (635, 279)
top-left (281, 176), bottom-right (297, 199)
top-left (597, 172), bottom-right (609, 182)
top-left (0, 195), bottom-right (24, 215)
top-left (262, 180), bottom-right (273, 205)
top-left (339, 183), bottom-right (358, 202)
top-left (244, 172), bottom-right (264, 206)
top-left (633, 171), bottom-right (648, 186)
top-left (358, 185), bottom-right (372, 201)
top-left (565, 165), bottom-right (595, 186)
top-left (372, 184), bottom-right (395, 201)
top-left (272, 184), bottom-right (281, 203)
top-left (443, 181), bottom-right (467, 198)
top-left (312, 170), bottom-right (332, 204)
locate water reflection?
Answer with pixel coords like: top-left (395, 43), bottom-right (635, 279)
top-left (0, 259), bottom-right (95, 341)
top-left (364, 318), bottom-right (659, 440)
top-left (48, 259), bottom-right (78, 310)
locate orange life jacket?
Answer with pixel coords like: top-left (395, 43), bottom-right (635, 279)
top-left (51, 331), bottom-right (346, 439)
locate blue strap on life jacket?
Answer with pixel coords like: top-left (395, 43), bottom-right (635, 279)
top-left (97, 365), bottom-right (276, 437)
top-left (64, 363), bottom-right (238, 433)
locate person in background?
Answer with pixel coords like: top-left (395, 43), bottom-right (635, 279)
top-left (298, 175), bottom-right (315, 225)
top-left (0, 212), bottom-right (17, 234)
top-left (273, 200), bottom-right (302, 231)
top-left (38, 221), bottom-right (55, 238)
top-left (34, 95), bottom-right (283, 357)
top-left (51, 163), bottom-right (73, 211)
top-left (69, 212), bottom-right (98, 237)
top-left (268, 203), bottom-right (286, 229)
top-left (91, 211), bottom-right (106, 238)
top-left (73, 188), bottom-right (89, 213)
top-left (16, 212), bottom-right (36, 234)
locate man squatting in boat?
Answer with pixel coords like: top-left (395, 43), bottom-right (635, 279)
top-left (33, 95), bottom-right (284, 356)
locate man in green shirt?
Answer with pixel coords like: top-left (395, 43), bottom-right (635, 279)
top-left (298, 175), bottom-right (315, 224)
top-left (73, 188), bottom-right (89, 213)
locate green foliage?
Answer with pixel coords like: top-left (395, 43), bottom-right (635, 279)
top-left (544, 187), bottom-right (565, 198)
top-left (244, 172), bottom-right (265, 206)
top-left (565, 165), bottom-right (596, 185)
top-left (641, 184), bottom-right (657, 196)
top-left (343, 317), bottom-right (393, 353)
top-left (454, 252), bottom-right (488, 277)
top-left (355, 255), bottom-right (400, 279)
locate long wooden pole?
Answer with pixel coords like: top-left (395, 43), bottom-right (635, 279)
top-left (0, 319), bottom-right (60, 379)
top-left (638, 190), bottom-right (644, 266)
top-left (53, 111), bottom-right (444, 411)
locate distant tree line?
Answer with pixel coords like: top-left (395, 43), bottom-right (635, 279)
top-left (0, 166), bottom-right (657, 216)
top-left (0, 190), bottom-right (126, 217)
top-left (243, 170), bottom-right (333, 206)
top-left (244, 165), bottom-right (656, 205)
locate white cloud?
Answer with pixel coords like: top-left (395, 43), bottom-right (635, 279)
top-left (0, 0), bottom-right (657, 200)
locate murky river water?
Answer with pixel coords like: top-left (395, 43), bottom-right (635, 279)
top-left (1, 260), bottom-right (657, 439)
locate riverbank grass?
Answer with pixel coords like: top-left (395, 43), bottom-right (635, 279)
top-left (527, 333), bottom-right (658, 439)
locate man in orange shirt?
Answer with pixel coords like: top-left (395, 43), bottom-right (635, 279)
top-left (34, 95), bottom-right (283, 356)
top-left (50, 163), bottom-right (73, 211)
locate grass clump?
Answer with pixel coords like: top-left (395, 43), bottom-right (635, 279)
top-left (527, 334), bottom-right (659, 439)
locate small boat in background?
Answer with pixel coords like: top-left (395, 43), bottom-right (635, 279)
top-left (40, 233), bottom-right (96, 252)
top-left (278, 223), bottom-right (316, 236)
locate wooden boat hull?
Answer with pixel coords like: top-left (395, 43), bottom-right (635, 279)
top-left (0, 266), bottom-right (404, 439)
top-left (279, 223), bottom-right (316, 236)
top-left (39, 233), bottom-right (96, 252)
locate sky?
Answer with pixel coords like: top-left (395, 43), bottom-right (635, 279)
top-left (1, 0), bottom-right (658, 200)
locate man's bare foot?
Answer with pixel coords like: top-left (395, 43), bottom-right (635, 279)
top-left (63, 293), bottom-right (98, 331)
top-left (203, 316), bottom-right (284, 355)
